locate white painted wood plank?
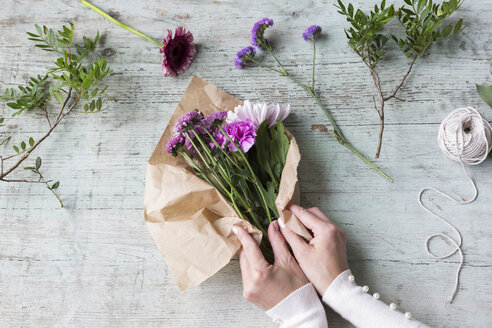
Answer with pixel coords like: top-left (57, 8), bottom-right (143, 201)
top-left (1, 0), bottom-right (491, 327)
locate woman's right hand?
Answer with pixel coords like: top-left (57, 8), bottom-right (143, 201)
top-left (279, 204), bottom-right (349, 295)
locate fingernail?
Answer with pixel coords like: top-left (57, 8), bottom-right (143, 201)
top-left (278, 217), bottom-right (286, 229)
top-left (232, 226), bottom-right (238, 235)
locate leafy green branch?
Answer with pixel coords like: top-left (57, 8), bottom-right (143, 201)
top-left (0, 21), bottom-right (112, 207)
top-left (336, 0), bottom-right (464, 158)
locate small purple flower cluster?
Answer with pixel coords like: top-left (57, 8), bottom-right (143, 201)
top-left (251, 17), bottom-right (274, 49)
top-left (234, 18), bottom-right (322, 69)
top-left (167, 109), bottom-right (257, 156)
top-left (302, 25), bottom-right (322, 41)
top-left (234, 46), bottom-right (256, 69)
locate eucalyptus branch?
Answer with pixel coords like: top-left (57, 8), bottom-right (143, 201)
top-left (0, 21), bottom-right (112, 206)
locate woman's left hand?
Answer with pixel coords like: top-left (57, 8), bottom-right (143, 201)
top-left (233, 221), bottom-right (309, 310)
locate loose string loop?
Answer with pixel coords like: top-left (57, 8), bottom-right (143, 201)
top-left (419, 107), bottom-right (491, 304)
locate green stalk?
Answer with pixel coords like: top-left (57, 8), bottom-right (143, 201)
top-left (80, 0), bottom-right (163, 49)
top-left (184, 131), bottom-right (232, 196)
top-left (218, 126), bottom-right (274, 222)
top-left (311, 38), bottom-right (316, 91)
top-left (191, 128), bottom-right (252, 211)
top-left (257, 48), bottom-right (393, 183)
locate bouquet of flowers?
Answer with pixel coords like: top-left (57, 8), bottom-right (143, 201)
top-left (144, 76), bottom-right (309, 290)
top-left (166, 101), bottom-right (291, 262)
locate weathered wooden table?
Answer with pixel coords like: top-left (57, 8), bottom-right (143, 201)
top-left (1, 0), bottom-right (491, 327)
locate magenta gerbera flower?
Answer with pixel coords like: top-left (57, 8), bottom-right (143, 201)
top-left (81, 3), bottom-right (197, 78)
top-left (160, 27), bottom-right (197, 77)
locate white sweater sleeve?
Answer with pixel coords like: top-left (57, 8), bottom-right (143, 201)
top-left (265, 283), bottom-right (328, 328)
top-left (322, 270), bottom-right (430, 328)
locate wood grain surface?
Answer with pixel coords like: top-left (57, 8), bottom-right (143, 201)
top-left (0, 0), bottom-right (491, 327)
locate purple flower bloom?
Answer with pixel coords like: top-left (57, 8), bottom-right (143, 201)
top-left (203, 111), bottom-right (228, 128)
top-left (302, 25), bottom-right (322, 41)
top-left (160, 27), bottom-right (196, 77)
top-left (251, 18), bottom-right (274, 50)
top-left (216, 120), bottom-right (257, 153)
top-left (174, 110), bottom-right (204, 134)
top-left (234, 46), bottom-right (256, 69)
top-left (166, 134), bottom-right (185, 156)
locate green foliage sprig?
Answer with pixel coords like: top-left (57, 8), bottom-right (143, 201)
top-left (0, 21), bottom-right (112, 207)
top-left (336, 0), bottom-right (464, 158)
top-left (476, 60), bottom-right (492, 109)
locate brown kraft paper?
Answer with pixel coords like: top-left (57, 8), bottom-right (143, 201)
top-left (144, 75), bottom-right (310, 290)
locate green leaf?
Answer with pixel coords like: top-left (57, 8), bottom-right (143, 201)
top-left (7, 102), bottom-right (22, 109)
top-left (29, 137), bottom-right (34, 147)
top-left (454, 18), bottom-right (463, 35)
top-left (255, 121), bottom-right (275, 182)
top-left (51, 181), bottom-right (60, 189)
top-left (476, 84), bottom-right (492, 109)
top-left (269, 121), bottom-right (290, 172)
top-left (35, 156), bottom-right (42, 170)
top-left (13, 145), bottom-right (19, 153)
top-left (21, 141), bottom-right (26, 150)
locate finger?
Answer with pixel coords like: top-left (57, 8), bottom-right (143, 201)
top-left (306, 207), bottom-right (333, 224)
top-left (233, 226), bottom-right (269, 270)
top-left (268, 221), bottom-right (291, 264)
top-left (278, 218), bottom-right (310, 258)
top-left (239, 249), bottom-right (251, 277)
top-left (287, 203), bottom-right (325, 231)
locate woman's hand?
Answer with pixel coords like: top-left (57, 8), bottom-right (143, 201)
top-left (279, 204), bottom-right (349, 295)
top-left (233, 221), bottom-right (309, 310)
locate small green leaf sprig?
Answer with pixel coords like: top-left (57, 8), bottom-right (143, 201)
top-left (336, 0), bottom-right (464, 158)
top-left (0, 21), bottom-right (112, 207)
top-left (476, 60), bottom-right (492, 109)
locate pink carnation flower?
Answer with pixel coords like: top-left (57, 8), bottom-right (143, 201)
top-left (216, 120), bottom-right (257, 153)
top-left (160, 27), bottom-right (196, 77)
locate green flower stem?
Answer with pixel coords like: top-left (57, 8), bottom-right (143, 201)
top-left (218, 126), bottom-right (274, 222)
top-left (311, 39), bottom-right (316, 91)
top-left (191, 128), bottom-right (254, 214)
top-left (80, 0), bottom-right (163, 49)
top-left (186, 129), bottom-right (267, 234)
top-left (250, 59), bottom-right (284, 74)
top-left (200, 123), bottom-right (242, 170)
top-left (179, 151), bottom-right (222, 195)
top-left (184, 131), bottom-right (231, 196)
top-left (255, 50), bottom-right (394, 183)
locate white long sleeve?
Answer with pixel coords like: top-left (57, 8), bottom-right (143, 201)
top-left (322, 270), bottom-right (430, 328)
top-left (265, 283), bottom-right (328, 328)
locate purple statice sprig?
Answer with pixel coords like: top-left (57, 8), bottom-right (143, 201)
top-left (173, 109), bottom-right (204, 134)
top-left (302, 25), bottom-right (322, 41)
top-left (234, 46), bottom-right (256, 69)
top-left (251, 17), bottom-right (274, 50)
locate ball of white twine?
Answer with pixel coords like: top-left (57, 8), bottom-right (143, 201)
top-left (419, 107), bottom-right (491, 304)
top-left (438, 107), bottom-right (492, 165)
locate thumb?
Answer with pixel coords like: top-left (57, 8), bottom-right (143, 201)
top-left (278, 218), bottom-right (309, 258)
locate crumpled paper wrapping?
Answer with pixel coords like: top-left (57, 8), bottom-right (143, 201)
top-left (144, 76), bottom-right (310, 290)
